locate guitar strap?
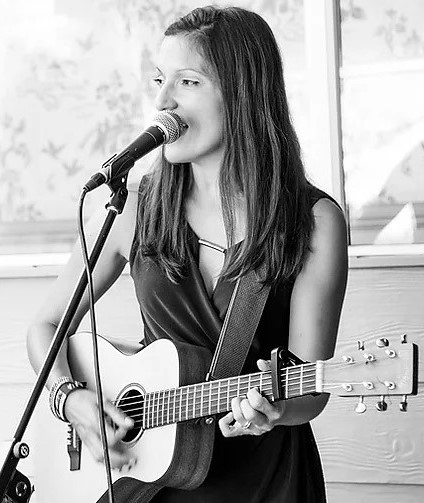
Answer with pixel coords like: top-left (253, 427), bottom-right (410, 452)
top-left (97, 268), bottom-right (270, 503)
top-left (207, 265), bottom-right (271, 380)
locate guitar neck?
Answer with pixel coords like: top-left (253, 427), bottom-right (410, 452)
top-left (141, 362), bottom-right (318, 429)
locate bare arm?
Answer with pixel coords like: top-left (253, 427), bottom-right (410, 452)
top-left (220, 197), bottom-right (348, 435)
top-left (277, 197), bottom-right (348, 425)
top-left (27, 188), bottom-right (138, 382)
top-left (26, 188), bottom-right (139, 466)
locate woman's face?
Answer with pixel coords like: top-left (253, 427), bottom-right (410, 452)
top-left (154, 35), bottom-right (225, 168)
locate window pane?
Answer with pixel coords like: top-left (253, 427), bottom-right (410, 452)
top-left (0, 0), bottom-right (308, 256)
top-left (340, 0), bottom-right (424, 245)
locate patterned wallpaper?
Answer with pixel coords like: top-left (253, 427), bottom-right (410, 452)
top-left (0, 0), bottom-right (305, 227)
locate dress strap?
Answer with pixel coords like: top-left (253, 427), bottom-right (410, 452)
top-left (198, 238), bottom-right (226, 254)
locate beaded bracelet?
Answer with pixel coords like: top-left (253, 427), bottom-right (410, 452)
top-left (49, 376), bottom-right (86, 422)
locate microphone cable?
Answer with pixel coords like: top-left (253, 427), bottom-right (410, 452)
top-left (78, 189), bottom-right (115, 503)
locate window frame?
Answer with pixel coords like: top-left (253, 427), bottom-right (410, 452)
top-left (305, 0), bottom-right (424, 268)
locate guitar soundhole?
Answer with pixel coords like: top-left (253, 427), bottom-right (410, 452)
top-left (116, 385), bottom-right (144, 444)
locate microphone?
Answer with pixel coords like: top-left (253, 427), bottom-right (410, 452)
top-left (83, 110), bottom-right (186, 192)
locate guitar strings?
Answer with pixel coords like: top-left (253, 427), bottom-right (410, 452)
top-left (116, 372), bottom-right (319, 425)
top-left (112, 363), bottom-right (319, 406)
top-left (112, 356), bottom-right (369, 407)
top-left (136, 383), bottom-right (319, 427)
top-left (113, 368), bottom-right (317, 410)
top-left (110, 358), bottom-right (373, 428)
top-left (112, 355), bottom-right (371, 407)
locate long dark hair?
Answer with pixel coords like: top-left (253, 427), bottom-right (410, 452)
top-left (138, 6), bottom-right (314, 287)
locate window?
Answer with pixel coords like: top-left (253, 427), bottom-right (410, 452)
top-left (1, 0), bottom-right (422, 267)
top-left (340, 0), bottom-right (424, 246)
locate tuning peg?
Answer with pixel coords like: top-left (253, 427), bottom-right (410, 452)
top-left (399, 395), bottom-right (408, 412)
top-left (376, 396), bottom-right (388, 412)
top-left (357, 340), bottom-right (365, 351)
top-left (363, 353), bottom-right (376, 362)
top-left (401, 334), bottom-right (407, 344)
top-left (385, 348), bottom-right (397, 358)
top-left (384, 381), bottom-right (396, 390)
top-left (355, 396), bottom-right (367, 414)
top-left (376, 337), bottom-right (389, 348)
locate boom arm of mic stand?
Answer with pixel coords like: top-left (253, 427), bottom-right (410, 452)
top-left (0, 183), bottom-right (129, 501)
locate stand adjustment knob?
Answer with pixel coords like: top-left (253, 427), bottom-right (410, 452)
top-left (13, 441), bottom-right (30, 459)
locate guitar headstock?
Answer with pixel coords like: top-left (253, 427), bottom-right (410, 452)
top-left (320, 335), bottom-right (418, 413)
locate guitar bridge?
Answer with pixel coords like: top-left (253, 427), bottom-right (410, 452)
top-left (67, 424), bottom-right (81, 471)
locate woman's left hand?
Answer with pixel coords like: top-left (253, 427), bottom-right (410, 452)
top-left (218, 359), bottom-right (286, 437)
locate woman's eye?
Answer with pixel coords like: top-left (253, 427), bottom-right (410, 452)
top-left (181, 79), bottom-right (199, 87)
top-left (153, 77), bottom-right (164, 87)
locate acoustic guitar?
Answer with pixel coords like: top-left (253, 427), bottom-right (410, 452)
top-left (33, 333), bottom-right (417, 502)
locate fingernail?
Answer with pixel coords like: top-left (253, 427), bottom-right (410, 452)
top-left (125, 417), bottom-right (134, 427)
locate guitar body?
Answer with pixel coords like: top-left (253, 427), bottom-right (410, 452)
top-left (35, 335), bottom-right (215, 502)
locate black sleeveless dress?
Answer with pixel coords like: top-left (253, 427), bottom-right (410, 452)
top-left (128, 184), bottom-right (329, 503)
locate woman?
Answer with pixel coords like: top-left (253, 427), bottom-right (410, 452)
top-left (27, 6), bottom-right (348, 502)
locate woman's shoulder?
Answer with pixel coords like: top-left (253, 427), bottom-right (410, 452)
top-left (308, 198), bottom-right (347, 271)
top-left (306, 182), bottom-right (341, 211)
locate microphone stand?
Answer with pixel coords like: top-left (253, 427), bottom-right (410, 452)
top-left (0, 172), bottom-right (131, 502)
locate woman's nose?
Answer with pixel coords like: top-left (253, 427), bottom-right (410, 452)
top-left (154, 82), bottom-right (177, 111)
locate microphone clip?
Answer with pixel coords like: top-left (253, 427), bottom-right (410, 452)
top-left (83, 152), bottom-right (134, 193)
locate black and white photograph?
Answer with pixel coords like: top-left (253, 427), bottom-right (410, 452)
top-left (0, 1), bottom-right (423, 502)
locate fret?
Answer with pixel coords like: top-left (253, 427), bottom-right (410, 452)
top-left (157, 391), bottom-right (161, 426)
top-left (153, 392), bottom-right (156, 427)
top-left (144, 393), bottom-right (148, 429)
top-left (159, 391), bottom-right (165, 424)
top-left (142, 393), bottom-right (146, 429)
top-left (300, 365), bottom-right (303, 396)
top-left (227, 378), bottom-right (231, 410)
top-left (147, 392), bottom-right (151, 428)
top-left (185, 388), bottom-right (190, 419)
top-left (201, 382), bottom-right (205, 418)
top-left (179, 388), bottom-right (182, 422)
top-left (285, 368), bottom-right (289, 399)
top-left (192, 385), bottom-right (196, 419)
top-left (166, 389), bottom-right (170, 425)
top-left (154, 390), bottom-right (160, 426)
top-left (149, 392), bottom-right (153, 428)
top-left (157, 391), bottom-right (161, 427)
top-left (149, 391), bottom-right (155, 428)
top-left (217, 380), bottom-right (221, 414)
top-left (208, 382), bottom-right (212, 416)
top-left (173, 388), bottom-right (176, 424)
top-left (159, 390), bottom-right (163, 426)
top-left (151, 392), bottom-right (156, 427)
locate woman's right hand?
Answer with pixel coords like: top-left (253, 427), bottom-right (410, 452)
top-left (64, 388), bottom-right (136, 470)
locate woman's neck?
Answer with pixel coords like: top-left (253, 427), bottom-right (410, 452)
top-left (189, 161), bottom-right (221, 207)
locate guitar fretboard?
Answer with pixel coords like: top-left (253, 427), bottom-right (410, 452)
top-left (120, 363), bottom-right (317, 429)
